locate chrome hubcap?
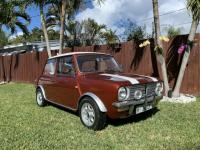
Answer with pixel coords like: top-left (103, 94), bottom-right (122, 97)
top-left (81, 103), bottom-right (95, 127)
top-left (37, 92), bottom-right (43, 105)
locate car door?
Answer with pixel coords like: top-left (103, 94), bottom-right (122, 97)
top-left (53, 56), bottom-right (80, 109)
top-left (41, 58), bottom-right (57, 101)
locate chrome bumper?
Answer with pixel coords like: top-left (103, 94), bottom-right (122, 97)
top-left (112, 96), bottom-right (163, 109)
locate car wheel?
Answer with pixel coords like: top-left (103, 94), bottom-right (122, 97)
top-left (36, 89), bottom-right (47, 107)
top-left (79, 97), bottom-right (106, 130)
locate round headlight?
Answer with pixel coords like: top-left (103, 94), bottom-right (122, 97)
top-left (134, 90), bottom-right (142, 100)
top-left (118, 87), bottom-right (128, 101)
top-left (155, 82), bottom-right (163, 95)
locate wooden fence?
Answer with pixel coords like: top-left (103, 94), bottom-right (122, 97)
top-left (0, 34), bottom-right (200, 95)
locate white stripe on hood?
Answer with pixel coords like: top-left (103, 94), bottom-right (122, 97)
top-left (101, 74), bottom-right (139, 84)
top-left (134, 74), bottom-right (158, 82)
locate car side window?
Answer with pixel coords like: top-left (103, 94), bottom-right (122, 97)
top-left (81, 60), bottom-right (96, 72)
top-left (44, 59), bottom-right (56, 76)
top-left (57, 56), bottom-right (75, 76)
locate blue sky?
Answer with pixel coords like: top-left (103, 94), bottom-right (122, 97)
top-left (26, 6), bottom-right (40, 31)
top-left (25, 0), bottom-right (94, 31)
top-left (76, 0), bottom-right (200, 37)
top-left (11, 0), bottom-right (94, 36)
top-left (9, 0), bottom-right (200, 38)
top-left (7, 6), bottom-right (41, 37)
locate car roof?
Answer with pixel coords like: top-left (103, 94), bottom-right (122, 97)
top-left (49, 52), bottom-right (111, 59)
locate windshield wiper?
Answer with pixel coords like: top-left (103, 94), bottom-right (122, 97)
top-left (104, 68), bottom-right (121, 73)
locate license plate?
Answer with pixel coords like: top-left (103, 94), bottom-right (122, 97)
top-left (136, 106), bottom-right (144, 114)
top-left (136, 105), bottom-right (153, 114)
top-left (146, 105), bottom-right (153, 110)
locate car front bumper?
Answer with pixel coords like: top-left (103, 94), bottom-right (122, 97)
top-left (113, 96), bottom-right (162, 108)
top-left (112, 96), bottom-right (162, 116)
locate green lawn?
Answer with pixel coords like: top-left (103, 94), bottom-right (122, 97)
top-left (0, 83), bottom-right (200, 150)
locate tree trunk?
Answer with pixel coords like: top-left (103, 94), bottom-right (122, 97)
top-left (152, 0), bottom-right (169, 96)
top-left (172, 20), bottom-right (199, 97)
top-left (39, 4), bottom-right (51, 58)
top-left (59, 0), bottom-right (67, 54)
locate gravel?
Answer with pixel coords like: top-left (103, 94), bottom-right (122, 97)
top-left (161, 94), bottom-right (196, 103)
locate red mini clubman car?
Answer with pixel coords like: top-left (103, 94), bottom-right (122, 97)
top-left (36, 52), bottom-right (163, 130)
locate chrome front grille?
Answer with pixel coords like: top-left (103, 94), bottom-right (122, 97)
top-left (129, 85), bottom-right (145, 99)
top-left (146, 83), bottom-right (157, 97)
top-left (129, 83), bottom-right (157, 100)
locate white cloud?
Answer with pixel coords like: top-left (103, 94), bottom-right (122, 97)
top-left (76, 0), bottom-right (199, 37)
top-left (8, 31), bottom-right (24, 40)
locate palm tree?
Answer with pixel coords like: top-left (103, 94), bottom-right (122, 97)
top-left (46, 0), bottom-right (105, 53)
top-left (26, 0), bottom-right (52, 58)
top-left (0, 0), bottom-right (30, 83)
top-left (45, 0), bottom-right (80, 53)
top-left (82, 18), bottom-right (106, 46)
top-left (0, 0), bottom-right (30, 35)
top-left (172, 0), bottom-right (200, 97)
top-left (59, 0), bottom-right (105, 54)
top-left (46, 0), bottom-right (82, 51)
top-left (46, 0), bottom-right (79, 30)
top-left (152, 0), bottom-right (169, 96)
top-left (127, 25), bottom-right (147, 41)
top-left (59, 0), bottom-right (68, 54)
top-left (65, 20), bottom-right (82, 49)
top-left (0, 30), bottom-right (8, 47)
top-left (46, 2), bottom-right (61, 29)
top-left (165, 26), bottom-right (181, 38)
top-left (102, 29), bottom-right (119, 45)
top-left (102, 29), bottom-right (120, 54)
top-left (59, 0), bottom-right (86, 53)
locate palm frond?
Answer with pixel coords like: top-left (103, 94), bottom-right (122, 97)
top-left (94, 0), bottom-right (105, 6)
top-left (187, 0), bottom-right (200, 21)
top-left (15, 21), bottom-right (29, 35)
top-left (46, 18), bottom-right (59, 28)
top-left (9, 25), bottom-right (17, 35)
top-left (14, 12), bottom-right (31, 22)
top-left (0, 0), bottom-right (30, 35)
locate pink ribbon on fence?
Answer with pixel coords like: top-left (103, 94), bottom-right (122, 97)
top-left (178, 44), bottom-right (187, 54)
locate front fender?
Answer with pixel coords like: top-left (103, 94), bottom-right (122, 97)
top-left (78, 92), bottom-right (107, 112)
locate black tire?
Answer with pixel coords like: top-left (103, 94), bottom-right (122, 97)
top-left (36, 89), bottom-right (47, 107)
top-left (79, 97), bottom-right (107, 130)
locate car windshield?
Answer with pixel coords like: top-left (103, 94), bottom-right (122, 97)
top-left (77, 54), bottom-right (121, 73)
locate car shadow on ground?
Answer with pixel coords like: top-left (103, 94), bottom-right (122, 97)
top-left (107, 108), bottom-right (160, 127)
top-left (46, 102), bottom-right (79, 116)
top-left (47, 101), bottom-right (160, 127)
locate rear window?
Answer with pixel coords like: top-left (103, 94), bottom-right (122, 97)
top-left (44, 59), bottom-right (56, 76)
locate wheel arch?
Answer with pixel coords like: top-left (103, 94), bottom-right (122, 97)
top-left (36, 85), bottom-right (47, 100)
top-left (78, 92), bottom-right (107, 112)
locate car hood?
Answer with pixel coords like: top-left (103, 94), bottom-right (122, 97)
top-left (84, 73), bottom-right (158, 85)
